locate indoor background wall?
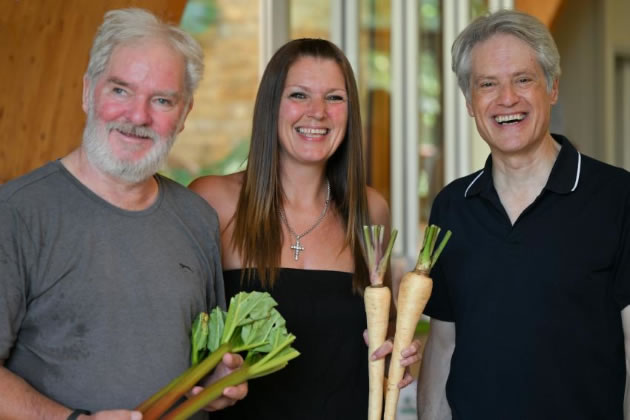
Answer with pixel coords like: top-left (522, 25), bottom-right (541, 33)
top-left (547, 0), bottom-right (630, 166)
top-left (2, 0), bottom-right (628, 184)
top-left (0, 0), bottom-right (187, 184)
top-left (606, 0), bottom-right (630, 169)
top-left (551, 0), bottom-right (605, 159)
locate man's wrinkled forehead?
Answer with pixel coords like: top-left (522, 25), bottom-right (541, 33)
top-left (98, 39), bottom-right (186, 90)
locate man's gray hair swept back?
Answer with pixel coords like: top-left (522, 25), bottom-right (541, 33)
top-left (452, 9), bottom-right (561, 102)
top-left (86, 8), bottom-right (204, 98)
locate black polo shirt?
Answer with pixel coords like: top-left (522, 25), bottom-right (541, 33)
top-left (425, 134), bottom-right (630, 420)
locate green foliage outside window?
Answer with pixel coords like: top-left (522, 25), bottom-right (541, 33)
top-left (180, 0), bottom-right (219, 34)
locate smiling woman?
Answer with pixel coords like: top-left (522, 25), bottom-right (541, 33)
top-left (188, 38), bottom-right (421, 419)
top-left (277, 56), bottom-right (349, 168)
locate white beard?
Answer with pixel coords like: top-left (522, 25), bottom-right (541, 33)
top-left (81, 104), bottom-right (181, 184)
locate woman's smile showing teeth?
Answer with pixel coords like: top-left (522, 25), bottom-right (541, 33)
top-left (277, 56), bottom-right (348, 164)
top-left (296, 127), bottom-right (330, 137)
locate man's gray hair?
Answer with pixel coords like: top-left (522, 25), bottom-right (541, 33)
top-left (86, 8), bottom-right (203, 98)
top-left (452, 9), bottom-right (561, 102)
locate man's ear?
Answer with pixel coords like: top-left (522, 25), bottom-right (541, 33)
top-left (550, 78), bottom-right (559, 105)
top-left (177, 98), bottom-right (194, 133)
top-left (82, 75), bottom-right (91, 114)
top-left (466, 100), bottom-right (474, 117)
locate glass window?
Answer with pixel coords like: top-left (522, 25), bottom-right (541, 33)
top-left (360, 0), bottom-right (392, 203)
top-left (167, 0), bottom-right (491, 209)
top-left (290, 0), bottom-right (331, 40)
top-left (471, 0), bottom-right (489, 19)
top-left (418, 0), bottom-right (487, 223)
top-left (163, 0), bottom-right (259, 186)
top-left (418, 0), bottom-right (442, 223)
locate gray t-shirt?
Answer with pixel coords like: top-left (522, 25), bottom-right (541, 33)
top-left (0, 161), bottom-right (225, 413)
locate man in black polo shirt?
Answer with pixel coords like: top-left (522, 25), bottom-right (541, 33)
top-left (417, 9), bottom-right (630, 420)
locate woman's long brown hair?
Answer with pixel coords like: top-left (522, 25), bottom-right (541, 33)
top-left (232, 38), bottom-right (370, 292)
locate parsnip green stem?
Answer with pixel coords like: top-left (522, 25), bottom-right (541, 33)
top-left (416, 225), bottom-right (451, 273)
top-left (362, 226), bottom-right (397, 286)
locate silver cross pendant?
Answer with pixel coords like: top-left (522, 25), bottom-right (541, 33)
top-left (290, 237), bottom-right (304, 261)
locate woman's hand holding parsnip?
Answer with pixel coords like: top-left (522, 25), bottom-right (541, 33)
top-left (364, 332), bottom-right (422, 388)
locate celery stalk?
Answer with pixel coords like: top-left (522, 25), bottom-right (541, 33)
top-left (138, 291), bottom-right (299, 420)
top-left (140, 343), bottom-right (231, 419)
top-left (162, 364), bottom-right (252, 420)
top-left (163, 332), bottom-right (300, 420)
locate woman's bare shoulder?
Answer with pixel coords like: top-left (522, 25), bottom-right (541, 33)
top-left (189, 172), bottom-right (242, 200)
top-left (189, 172), bottom-right (244, 222)
top-left (366, 186), bottom-right (390, 226)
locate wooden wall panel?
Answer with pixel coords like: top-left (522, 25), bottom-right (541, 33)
top-left (366, 89), bottom-right (391, 206)
top-left (0, 0), bottom-right (187, 184)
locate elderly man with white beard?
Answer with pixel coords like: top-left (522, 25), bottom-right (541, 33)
top-left (0, 8), bottom-right (246, 420)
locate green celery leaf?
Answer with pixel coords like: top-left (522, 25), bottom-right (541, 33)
top-left (222, 292), bottom-right (277, 344)
top-left (207, 307), bottom-right (226, 352)
top-left (246, 292), bottom-right (278, 321)
top-left (237, 308), bottom-right (285, 352)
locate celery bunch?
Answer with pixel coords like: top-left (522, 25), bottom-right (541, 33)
top-left (138, 291), bottom-right (300, 420)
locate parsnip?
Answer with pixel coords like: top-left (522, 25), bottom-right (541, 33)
top-left (383, 225), bottom-right (451, 420)
top-left (363, 225), bottom-right (397, 420)
top-left (365, 285), bottom-right (391, 420)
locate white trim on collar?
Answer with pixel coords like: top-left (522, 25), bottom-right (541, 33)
top-left (464, 170), bottom-right (485, 198)
top-left (571, 152), bottom-right (582, 192)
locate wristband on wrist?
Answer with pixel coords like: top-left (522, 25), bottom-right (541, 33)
top-left (67, 408), bottom-right (91, 420)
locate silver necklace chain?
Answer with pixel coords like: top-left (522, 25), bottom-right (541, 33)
top-left (279, 180), bottom-right (331, 261)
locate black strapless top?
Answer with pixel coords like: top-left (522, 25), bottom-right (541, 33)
top-left (213, 268), bottom-right (368, 420)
